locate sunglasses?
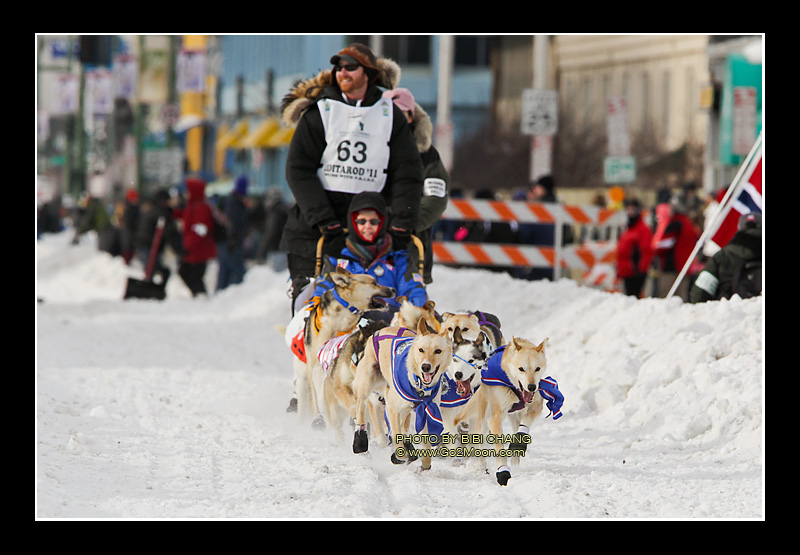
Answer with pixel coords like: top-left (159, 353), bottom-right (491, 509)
top-left (355, 218), bottom-right (381, 226)
top-left (337, 62), bottom-right (361, 72)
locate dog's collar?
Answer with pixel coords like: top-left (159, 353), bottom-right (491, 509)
top-left (332, 288), bottom-right (361, 315)
top-left (413, 375), bottom-right (439, 398)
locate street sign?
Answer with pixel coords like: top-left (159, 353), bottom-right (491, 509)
top-left (606, 96), bottom-right (630, 156)
top-left (604, 156), bottom-right (636, 183)
top-left (732, 86), bottom-right (757, 156)
top-left (521, 89), bottom-right (558, 136)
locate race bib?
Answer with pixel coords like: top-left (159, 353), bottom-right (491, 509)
top-left (317, 99), bottom-right (393, 193)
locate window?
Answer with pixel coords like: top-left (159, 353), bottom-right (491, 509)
top-left (350, 35), bottom-right (431, 65)
top-left (454, 36), bottom-right (491, 67)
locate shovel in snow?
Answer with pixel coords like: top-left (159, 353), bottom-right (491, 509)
top-left (124, 217), bottom-right (167, 301)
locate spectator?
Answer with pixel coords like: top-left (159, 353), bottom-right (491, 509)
top-left (690, 212), bottom-right (762, 303)
top-left (37, 195), bottom-right (65, 237)
top-left (72, 193), bottom-right (116, 255)
top-left (120, 188), bottom-right (140, 265)
top-left (652, 193), bottom-right (701, 300)
top-left (134, 189), bottom-right (181, 287)
top-left (257, 187), bottom-right (289, 271)
top-left (216, 175), bottom-right (249, 291)
top-left (178, 176), bottom-right (217, 297)
top-left (279, 42), bottom-right (423, 315)
top-left (615, 198), bottom-right (654, 298)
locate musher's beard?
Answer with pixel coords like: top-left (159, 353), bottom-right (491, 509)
top-left (337, 68), bottom-right (368, 98)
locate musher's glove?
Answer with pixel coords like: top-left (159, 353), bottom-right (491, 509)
top-left (389, 225), bottom-right (410, 249)
top-left (318, 220), bottom-right (343, 238)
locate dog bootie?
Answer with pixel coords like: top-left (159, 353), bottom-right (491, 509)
top-left (390, 441), bottom-right (418, 465)
top-left (353, 429), bottom-right (369, 454)
top-left (496, 465), bottom-right (511, 486)
top-left (508, 425), bottom-right (530, 455)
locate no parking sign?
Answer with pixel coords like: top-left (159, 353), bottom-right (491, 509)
top-left (521, 89), bottom-right (558, 136)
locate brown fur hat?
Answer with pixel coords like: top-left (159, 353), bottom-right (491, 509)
top-left (330, 43), bottom-right (382, 82)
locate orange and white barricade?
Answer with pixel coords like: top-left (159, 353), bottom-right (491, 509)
top-left (432, 198), bottom-right (625, 286)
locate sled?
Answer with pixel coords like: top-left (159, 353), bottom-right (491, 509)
top-left (124, 217), bottom-right (167, 301)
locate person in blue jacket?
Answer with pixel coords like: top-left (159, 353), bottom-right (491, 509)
top-left (284, 191), bottom-right (427, 413)
top-left (309, 191), bottom-right (427, 315)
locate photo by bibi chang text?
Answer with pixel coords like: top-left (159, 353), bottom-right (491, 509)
top-left (393, 433), bottom-right (529, 459)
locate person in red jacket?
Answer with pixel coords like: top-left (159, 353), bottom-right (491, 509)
top-left (616, 198), bottom-right (654, 298)
top-left (651, 194), bottom-right (700, 300)
top-left (178, 177), bottom-right (217, 297)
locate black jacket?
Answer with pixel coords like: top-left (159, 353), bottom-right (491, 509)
top-left (134, 197), bottom-right (181, 256)
top-left (278, 63), bottom-right (423, 260)
top-left (690, 226), bottom-right (762, 303)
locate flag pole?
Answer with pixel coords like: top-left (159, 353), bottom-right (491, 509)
top-left (666, 131), bottom-right (763, 299)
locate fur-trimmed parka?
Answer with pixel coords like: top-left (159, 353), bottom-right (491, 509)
top-left (405, 102), bottom-right (449, 284)
top-left (279, 56), bottom-right (423, 262)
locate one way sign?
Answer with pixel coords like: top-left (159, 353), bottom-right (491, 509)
top-left (521, 89), bottom-right (558, 136)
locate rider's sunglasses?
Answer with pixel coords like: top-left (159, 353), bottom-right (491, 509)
top-left (338, 62), bottom-right (361, 72)
top-left (355, 218), bottom-right (381, 226)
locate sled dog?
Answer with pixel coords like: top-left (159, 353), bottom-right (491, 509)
top-left (468, 310), bottom-right (504, 355)
top-left (453, 337), bottom-right (548, 486)
top-left (440, 310), bottom-right (504, 355)
top-left (322, 297), bottom-right (439, 440)
top-left (391, 296), bottom-right (440, 332)
top-left (437, 311), bottom-right (504, 419)
top-left (321, 319), bottom-right (388, 440)
top-left (294, 268), bottom-right (394, 426)
top-left (351, 319), bottom-right (453, 470)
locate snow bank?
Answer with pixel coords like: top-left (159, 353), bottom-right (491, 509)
top-left (36, 231), bottom-right (764, 519)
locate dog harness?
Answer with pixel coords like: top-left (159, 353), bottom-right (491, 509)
top-left (471, 311), bottom-right (502, 354)
top-left (374, 328), bottom-right (444, 442)
top-left (317, 331), bottom-right (355, 376)
top-left (291, 293), bottom-right (359, 363)
top-left (331, 288), bottom-right (361, 315)
top-left (481, 346), bottom-right (564, 418)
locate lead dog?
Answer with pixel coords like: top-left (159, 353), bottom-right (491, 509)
top-left (322, 297), bottom-right (440, 441)
top-left (453, 337), bottom-right (548, 486)
top-left (437, 311), bottom-right (504, 431)
top-left (294, 268), bottom-right (395, 427)
top-left (351, 319), bottom-right (453, 471)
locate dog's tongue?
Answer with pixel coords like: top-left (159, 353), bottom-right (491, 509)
top-left (519, 382), bottom-right (534, 404)
top-left (422, 372), bottom-right (434, 384)
top-left (456, 379), bottom-right (473, 397)
top-left (523, 390), bottom-right (533, 403)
